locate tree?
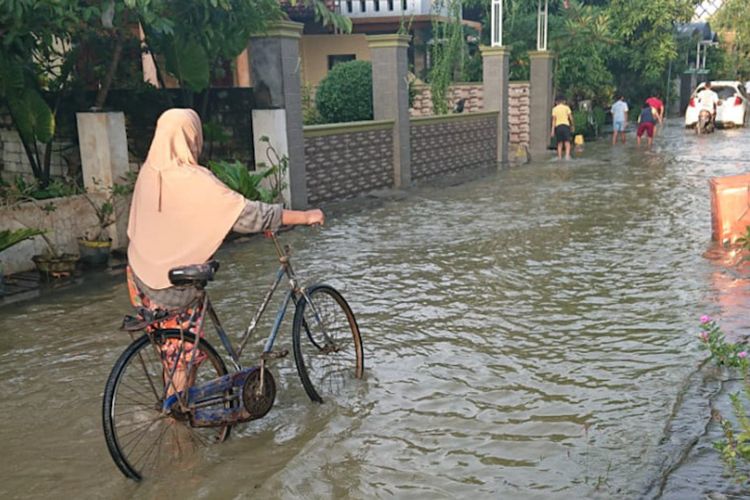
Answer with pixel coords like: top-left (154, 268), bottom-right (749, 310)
top-left (0, 1), bottom-right (80, 188)
top-left (606, 0), bottom-right (694, 96)
top-left (713, 0), bottom-right (750, 80)
top-left (552, 2), bottom-right (614, 103)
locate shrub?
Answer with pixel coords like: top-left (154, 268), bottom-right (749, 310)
top-left (315, 61), bottom-right (373, 124)
top-left (572, 110), bottom-right (596, 139)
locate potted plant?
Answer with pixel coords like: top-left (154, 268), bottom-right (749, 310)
top-left (0, 228), bottom-right (45, 295)
top-left (29, 201), bottom-right (79, 279)
top-left (78, 178), bottom-right (133, 269)
top-left (78, 193), bottom-right (116, 268)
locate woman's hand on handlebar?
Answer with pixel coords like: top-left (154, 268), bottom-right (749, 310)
top-left (281, 208), bottom-right (325, 227)
top-left (304, 209), bottom-right (325, 226)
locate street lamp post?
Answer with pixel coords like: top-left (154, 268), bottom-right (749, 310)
top-left (491, 0), bottom-right (503, 47)
top-left (537, 0), bottom-right (549, 51)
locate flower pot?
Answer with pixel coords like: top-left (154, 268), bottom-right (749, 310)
top-left (32, 253), bottom-right (79, 279)
top-left (77, 238), bottom-right (112, 269)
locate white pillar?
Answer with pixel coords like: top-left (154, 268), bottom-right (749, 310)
top-left (76, 112), bottom-right (130, 248)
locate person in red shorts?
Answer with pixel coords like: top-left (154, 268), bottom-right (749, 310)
top-left (645, 94), bottom-right (664, 124)
top-left (636, 102), bottom-right (656, 148)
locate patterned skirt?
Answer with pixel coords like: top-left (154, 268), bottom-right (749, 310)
top-left (126, 266), bottom-right (207, 371)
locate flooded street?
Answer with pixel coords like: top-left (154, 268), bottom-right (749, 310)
top-left (3, 120), bottom-right (750, 498)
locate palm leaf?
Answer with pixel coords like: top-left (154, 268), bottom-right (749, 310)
top-left (0, 228), bottom-right (45, 253)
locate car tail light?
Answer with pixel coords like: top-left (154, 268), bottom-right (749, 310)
top-left (735, 96), bottom-right (742, 106)
top-left (689, 98), bottom-right (695, 107)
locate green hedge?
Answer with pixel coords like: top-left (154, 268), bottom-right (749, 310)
top-left (315, 61), bottom-right (373, 124)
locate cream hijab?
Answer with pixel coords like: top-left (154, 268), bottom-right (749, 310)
top-left (127, 108), bottom-right (246, 289)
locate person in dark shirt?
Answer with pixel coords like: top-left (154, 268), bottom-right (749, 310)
top-left (636, 102), bottom-right (656, 148)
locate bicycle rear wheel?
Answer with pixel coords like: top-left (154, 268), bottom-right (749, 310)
top-left (102, 330), bottom-right (231, 480)
top-left (292, 284), bottom-right (364, 403)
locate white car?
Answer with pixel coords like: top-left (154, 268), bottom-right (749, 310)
top-left (685, 81), bottom-right (749, 128)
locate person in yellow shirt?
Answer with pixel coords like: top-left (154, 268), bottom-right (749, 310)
top-left (550, 96), bottom-right (575, 160)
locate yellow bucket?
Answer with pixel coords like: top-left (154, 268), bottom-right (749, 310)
top-left (574, 134), bottom-right (584, 146)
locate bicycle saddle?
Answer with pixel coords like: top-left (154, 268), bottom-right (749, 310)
top-left (168, 260), bottom-right (219, 287)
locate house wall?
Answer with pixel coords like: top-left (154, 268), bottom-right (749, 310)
top-left (304, 120), bottom-right (394, 204)
top-left (410, 111), bottom-right (498, 180)
top-left (300, 34), bottom-right (371, 86)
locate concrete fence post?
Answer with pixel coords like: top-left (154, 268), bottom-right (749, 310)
top-left (249, 21), bottom-right (308, 209)
top-left (528, 50), bottom-right (555, 159)
top-left (76, 111), bottom-right (130, 248)
top-left (367, 34), bottom-right (411, 189)
top-left (480, 45), bottom-right (510, 166)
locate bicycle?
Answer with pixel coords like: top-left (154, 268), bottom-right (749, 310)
top-left (102, 231), bottom-right (364, 481)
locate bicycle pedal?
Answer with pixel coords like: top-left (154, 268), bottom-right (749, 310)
top-left (261, 349), bottom-right (289, 360)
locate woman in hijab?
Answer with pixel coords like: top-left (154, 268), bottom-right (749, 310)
top-left (126, 108), bottom-right (323, 390)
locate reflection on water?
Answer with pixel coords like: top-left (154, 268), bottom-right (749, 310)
top-left (2, 121), bottom-right (750, 498)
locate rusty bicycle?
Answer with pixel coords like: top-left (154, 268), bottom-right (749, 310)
top-left (102, 231), bottom-right (364, 481)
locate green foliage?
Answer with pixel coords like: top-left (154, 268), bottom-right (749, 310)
top-left (570, 110), bottom-right (591, 139)
top-left (309, 0), bottom-right (353, 34)
top-left (0, 176), bottom-right (81, 206)
top-left (609, 0), bottom-right (690, 74)
top-left (429, 0), bottom-right (465, 115)
top-left (713, 0), bottom-right (750, 80)
top-left (164, 39), bottom-right (211, 92)
top-left (553, 2), bottom-right (615, 104)
top-left (0, 229), bottom-right (45, 254)
top-left (315, 61), bottom-right (373, 124)
top-left (461, 51), bottom-right (483, 83)
top-left (699, 316), bottom-right (750, 483)
top-left (737, 225), bottom-right (750, 252)
top-left (592, 107), bottom-right (606, 133)
top-left (468, 0), bottom-right (694, 106)
top-left (209, 160), bottom-right (276, 202)
top-left (209, 137), bottom-right (287, 204)
top-left (81, 174), bottom-right (135, 241)
top-left (142, 0), bottom-right (283, 94)
top-left (301, 81), bottom-right (324, 125)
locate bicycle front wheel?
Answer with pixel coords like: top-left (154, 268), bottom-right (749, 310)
top-left (102, 330), bottom-right (231, 481)
top-left (292, 284), bottom-right (364, 403)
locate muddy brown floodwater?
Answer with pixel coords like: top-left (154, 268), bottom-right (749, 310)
top-left (2, 120), bottom-right (750, 499)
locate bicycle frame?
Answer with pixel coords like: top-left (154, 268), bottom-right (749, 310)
top-left (157, 233), bottom-right (328, 424)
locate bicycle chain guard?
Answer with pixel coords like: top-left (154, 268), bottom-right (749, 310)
top-left (241, 367), bottom-right (276, 421)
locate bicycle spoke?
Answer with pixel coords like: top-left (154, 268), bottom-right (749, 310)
top-left (131, 419), bottom-right (171, 469)
top-left (104, 330), bottom-right (233, 480)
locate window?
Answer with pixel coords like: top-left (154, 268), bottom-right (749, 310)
top-left (388, 0), bottom-right (393, 10)
top-left (346, 0), bottom-right (352, 12)
top-left (328, 54), bottom-right (356, 70)
top-left (360, 0), bottom-right (366, 11)
top-left (402, 0), bottom-right (407, 9)
top-left (374, 0), bottom-right (380, 11)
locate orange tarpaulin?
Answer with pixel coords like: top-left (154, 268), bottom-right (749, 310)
top-left (710, 173), bottom-right (750, 244)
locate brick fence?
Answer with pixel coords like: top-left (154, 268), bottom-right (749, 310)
top-left (508, 82), bottom-right (530, 160)
top-left (410, 82), bottom-right (530, 159)
top-left (303, 120), bottom-right (395, 204)
top-left (410, 83), bottom-right (484, 117)
top-left (410, 112), bottom-right (498, 181)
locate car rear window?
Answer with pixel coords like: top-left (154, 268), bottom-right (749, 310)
top-left (715, 86), bottom-right (737, 99)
